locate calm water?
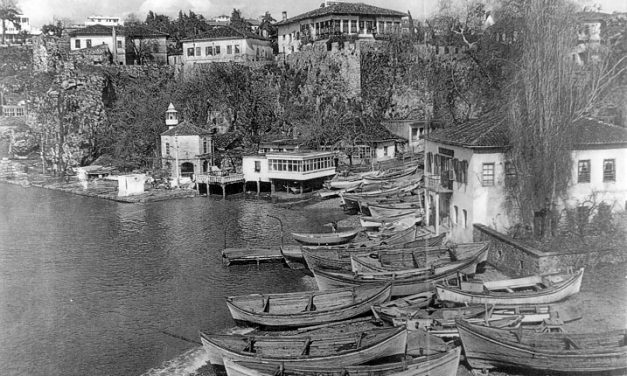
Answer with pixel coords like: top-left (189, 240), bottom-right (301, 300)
top-left (0, 184), bottom-right (333, 376)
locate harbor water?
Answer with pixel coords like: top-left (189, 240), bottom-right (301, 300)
top-left (0, 183), bottom-right (625, 376)
top-left (0, 184), bottom-right (332, 376)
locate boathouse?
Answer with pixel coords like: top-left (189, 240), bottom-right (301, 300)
top-left (242, 151), bottom-right (337, 194)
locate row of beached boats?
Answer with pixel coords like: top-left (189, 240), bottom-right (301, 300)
top-left (208, 164), bottom-right (626, 375)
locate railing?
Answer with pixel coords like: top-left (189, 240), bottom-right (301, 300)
top-left (1, 105), bottom-right (27, 117)
top-left (196, 173), bottom-right (245, 184)
top-left (425, 174), bottom-right (453, 193)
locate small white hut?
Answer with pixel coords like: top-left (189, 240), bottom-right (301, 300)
top-left (117, 174), bottom-right (147, 197)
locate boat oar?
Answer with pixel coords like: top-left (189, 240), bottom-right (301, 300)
top-left (161, 330), bottom-right (202, 345)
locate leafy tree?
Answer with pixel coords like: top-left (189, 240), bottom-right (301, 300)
top-left (41, 21), bottom-right (63, 37)
top-left (230, 9), bottom-right (251, 33)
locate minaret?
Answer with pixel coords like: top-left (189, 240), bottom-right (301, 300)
top-left (165, 103), bottom-right (179, 129)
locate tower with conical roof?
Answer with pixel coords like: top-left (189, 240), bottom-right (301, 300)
top-left (165, 103), bottom-right (178, 129)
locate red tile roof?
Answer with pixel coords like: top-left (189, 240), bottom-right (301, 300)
top-left (276, 2), bottom-right (406, 26)
top-left (573, 118), bottom-right (627, 148)
top-left (69, 25), bottom-right (168, 37)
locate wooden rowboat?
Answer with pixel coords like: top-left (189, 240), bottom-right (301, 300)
top-left (456, 318), bottom-right (627, 373)
top-left (200, 325), bottom-right (408, 367)
top-left (225, 284), bottom-right (392, 328)
top-left (222, 346), bottom-right (461, 376)
top-left (435, 268), bottom-right (584, 305)
top-left (302, 234), bottom-right (448, 272)
top-left (352, 242), bottom-right (489, 273)
top-left (312, 245), bottom-right (488, 297)
top-left (359, 211), bottom-right (421, 229)
top-left (291, 229), bottom-right (360, 246)
top-left (367, 202), bottom-right (424, 218)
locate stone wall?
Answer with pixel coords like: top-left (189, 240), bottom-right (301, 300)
top-left (473, 224), bottom-right (627, 277)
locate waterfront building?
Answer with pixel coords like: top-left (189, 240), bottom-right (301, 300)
top-left (275, 1), bottom-right (406, 56)
top-left (179, 25), bottom-right (273, 70)
top-left (242, 151), bottom-right (337, 194)
top-left (383, 119), bottom-right (441, 154)
top-left (160, 104), bottom-right (213, 183)
top-left (69, 25), bottom-right (168, 65)
top-left (424, 115), bottom-right (627, 243)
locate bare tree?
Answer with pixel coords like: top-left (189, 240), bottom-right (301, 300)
top-left (504, 0), bottom-right (627, 237)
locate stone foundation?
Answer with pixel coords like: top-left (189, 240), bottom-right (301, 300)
top-left (473, 224), bottom-right (627, 277)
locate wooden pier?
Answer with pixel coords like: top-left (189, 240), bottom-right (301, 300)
top-left (196, 173), bottom-right (245, 198)
top-left (222, 247), bottom-right (285, 266)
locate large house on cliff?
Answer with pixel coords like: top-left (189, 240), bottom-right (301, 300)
top-left (275, 1), bottom-right (406, 56)
top-left (423, 116), bottom-right (627, 243)
top-left (69, 25), bottom-right (168, 65)
top-left (179, 25), bottom-right (273, 69)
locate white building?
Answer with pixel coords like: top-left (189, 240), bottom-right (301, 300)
top-left (85, 15), bottom-right (124, 27)
top-left (160, 104), bottom-right (214, 182)
top-left (275, 1), bottom-right (406, 56)
top-left (0, 14), bottom-right (39, 44)
top-left (242, 151), bottom-right (337, 193)
top-left (423, 116), bottom-right (627, 243)
top-left (180, 25), bottom-right (273, 70)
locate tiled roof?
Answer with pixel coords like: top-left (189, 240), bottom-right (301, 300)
top-left (181, 25), bottom-right (268, 42)
top-left (424, 114), bottom-right (509, 149)
top-left (276, 2), bottom-right (406, 26)
top-left (573, 118), bottom-right (627, 147)
top-left (161, 122), bottom-right (212, 136)
top-left (69, 24), bottom-right (168, 38)
top-left (213, 132), bottom-right (242, 150)
top-left (425, 115), bottom-right (627, 150)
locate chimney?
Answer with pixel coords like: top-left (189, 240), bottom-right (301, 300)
top-left (165, 103), bottom-right (179, 130)
top-left (111, 26), bottom-right (117, 64)
top-left (282, 11), bottom-right (287, 21)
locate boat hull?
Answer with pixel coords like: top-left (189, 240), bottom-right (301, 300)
top-left (200, 327), bottom-right (408, 367)
top-left (225, 284), bottom-right (392, 327)
top-left (457, 319), bottom-right (627, 373)
top-left (292, 229), bottom-right (360, 246)
top-left (435, 269), bottom-right (584, 305)
top-left (222, 346), bottom-right (461, 376)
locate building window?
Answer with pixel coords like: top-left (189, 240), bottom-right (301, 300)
top-left (343, 20), bottom-right (348, 32)
top-left (196, 47), bottom-right (201, 56)
top-left (227, 45), bottom-right (232, 54)
top-left (203, 139), bottom-right (208, 154)
top-left (351, 20), bottom-right (357, 32)
top-left (165, 143), bottom-right (170, 155)
top-left (75, 39), bottom-right (81, 48)
top-left (254, 161), bottom-right (261, 173)
top-left (463, 209), bottom-right (467, 228)
top-left (454, 206), bottom-right (458, 224)
top-left (578, 160), bottom-right (590, 183)
top-left (383, 146), bottom-right (388, 156)
top-left (482, 163), bottom-right (495, 186)
top-left (426, 152), bottom-right (432, 173)
top-left (187, 47), bottom-right (194, 56)
top-left (86, 39), bottom-right (92, 48)
top-left (153, 44), bottom-right (159, 53)
top-left (206, 46), bottom-right (213, 55)
top-left (603, 159), bottom-right (615, 182)
top-left (215, 45), bottom-right (221, 54)
top-left (117, 40), bottom-right (122, 49)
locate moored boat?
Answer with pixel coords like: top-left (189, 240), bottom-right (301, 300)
top-left (200, 325), bottom-right (408, 367)
top-left (456, 318), bottom-right (627, 373)
top-left (222, 345), bottom-right (461, 376)
top-left (225, 284), bottom-right (392, 328)
top-left (291, 229), bottom-right (360, 246)
top-left (435, 268), bottom-right (585, 305)
top-left (367, 202), bottom-right (424, 218)
top-left (312, 246), bottom-right (487, 297)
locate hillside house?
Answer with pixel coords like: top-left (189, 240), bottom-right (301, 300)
top-left (276, 1), bottom-right (406, 56)
top-left (69, 25), bottom-right (168, 65)
top-left (423, 115), bottom-right (627, 243)
top-left (180, 25), bottom-right (273, 70)
top-left (383, 119), bottom-right (441, 153)
top-left (0, 13), bottom-right (39, 44)
top-left (160, 104), bottom-right (213, 183)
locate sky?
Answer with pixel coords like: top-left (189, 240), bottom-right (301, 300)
top-left (16, 0), bottom-right (627, 28)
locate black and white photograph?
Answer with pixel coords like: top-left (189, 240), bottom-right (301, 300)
top-left (0, 0), bottom-right (626, 375)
